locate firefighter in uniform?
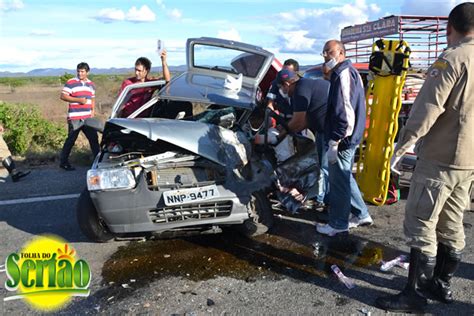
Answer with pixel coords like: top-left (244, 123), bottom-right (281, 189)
top-left (1, 124), bottom-right (30, 182)
top-left (376, 2), bottom-right (474, 313)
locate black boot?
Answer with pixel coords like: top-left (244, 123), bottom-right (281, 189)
top-left (375, 248), bottom-right (436, 313)
top-left (427, 243), bottom-right (461, 303)
top-left (2, 156), bottom-right (30, 182)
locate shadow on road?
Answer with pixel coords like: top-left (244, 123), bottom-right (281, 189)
top-left (0, 198), bottom-right (89, 243)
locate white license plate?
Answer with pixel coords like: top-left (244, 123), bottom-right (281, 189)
top-left (163, 185), bottom-right (220, 206)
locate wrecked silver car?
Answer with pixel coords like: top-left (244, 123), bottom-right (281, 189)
top-left (77, 37), bottom-right (306, 242)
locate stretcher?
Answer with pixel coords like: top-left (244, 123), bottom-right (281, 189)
top-left (356, 39), bottom-right (411, 205)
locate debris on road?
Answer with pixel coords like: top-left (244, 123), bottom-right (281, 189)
top-left (331, 264), bottom-right (355, 289)
top-left (206, 298), bottom-right (215, 306)
top-left (380, 255), bottom-right (408, 272)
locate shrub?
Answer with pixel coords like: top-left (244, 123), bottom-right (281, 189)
top-left (59, 72), bottom-right (74, 85)
top-left (0, 101), bottom-right (67, 155)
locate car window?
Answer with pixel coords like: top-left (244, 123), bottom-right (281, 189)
top-left (116, 86), bottom-right (159, 118)
top-left (193, 44), bottom-right (267, 78)
top-left (303, 68), bottom-right (324, 80)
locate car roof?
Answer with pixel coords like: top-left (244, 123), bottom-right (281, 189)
top-left (158, 37), bottom-right (277, 110)
top-left (158, 71), bottom-right (258, 110)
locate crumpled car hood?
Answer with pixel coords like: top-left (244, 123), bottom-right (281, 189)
top-left (106, 118), bottom-right (250, 167)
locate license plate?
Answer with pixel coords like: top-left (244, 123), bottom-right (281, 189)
top-left (163, 185), bottom-right (220, 206)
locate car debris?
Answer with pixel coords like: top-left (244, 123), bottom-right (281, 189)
top-left (380, 254), bottom-right (409, 271)
top-left (77, 37), bottom-right (320, 242)
top-left (331, 264), bottom-right (355, 289)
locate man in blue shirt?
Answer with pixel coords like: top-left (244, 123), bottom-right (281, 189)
top-left (266, 59), bottom-right (299, 120)
top-left (275, 69), bottom-right (330, 205)
top-left (275, 69), bottom-right (328, 137)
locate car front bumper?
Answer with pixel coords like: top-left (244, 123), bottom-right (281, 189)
top-left (90, 171), bottom-right (251, 234)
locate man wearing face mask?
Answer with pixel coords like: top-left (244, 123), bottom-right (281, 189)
top-left (273, 69), bottom-right (330, 204)
top-left (266, 59), bottom-right (300, 121)
top-left (275, 69), bottom-right (329, 137)
top-left (315, 40), bottom-right (372, 237)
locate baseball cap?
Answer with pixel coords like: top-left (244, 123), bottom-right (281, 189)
top-left (276, 69), bottom-right (299, 85)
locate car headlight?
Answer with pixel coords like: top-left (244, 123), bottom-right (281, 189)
top-left (87, 168), bottom-right (136, 191)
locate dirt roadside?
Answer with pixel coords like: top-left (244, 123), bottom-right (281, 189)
top-left (0, 82), bottom-right (117, 167)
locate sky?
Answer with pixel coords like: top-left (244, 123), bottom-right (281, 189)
top-left (0, 0), bottom-right (464, 73)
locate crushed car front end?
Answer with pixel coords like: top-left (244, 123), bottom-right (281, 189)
top-left (77, 37), bottom-right (279, 241)
top-left (87, 118), bottom-right (264, 235)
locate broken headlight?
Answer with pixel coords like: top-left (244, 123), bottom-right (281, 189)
top-left (87, 168), bottom-right (136, 191)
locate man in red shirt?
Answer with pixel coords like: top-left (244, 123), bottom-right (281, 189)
top-left (59, 62), bottom-right (99, 171)
top-left (119, 50), bottom-right (171, 118)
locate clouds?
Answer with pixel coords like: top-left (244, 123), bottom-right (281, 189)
top-left (127, 5), bottom-right (156, 23)
top-left (271, 0), bottom-right (460, 63)
top-left (277, 31), bottom-right (316, 54)
top-left (167, 8), bottom-right (182, 20)
top-left (217, 28), bottom-right (242, 42)
top-left (94, 1), bottom-right (182, 24)
top-left (0, 0), bottom-right (466, 73)
top-left (29, 29), bottom-right (55, 37)
top-left (275, 0), bottom-right (382, 55)
top-left (0, 46), bottom-right (41, 69)
top-left (268, 0), bottom-right (463, 68)
top-left (0, 35), bottom-right (188, 72)
top-left (0, 0), bottom-right (24, 12)
top-left (400, 0), bottom-right (463, 16)
top-left (156, 0), bottom-right (183, 21)
top-left (95, 8), bottom-right (125, 23)
top-left (94, 5), bottom-right (155, 23)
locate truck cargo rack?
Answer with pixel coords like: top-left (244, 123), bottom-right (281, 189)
top-left (341, 15), bottom-right (448, 72)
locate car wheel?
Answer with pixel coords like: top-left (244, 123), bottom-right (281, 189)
top-left (238, 190), bottom-right (274, 237)
top-left (77, 189), bottom-right (114, 242)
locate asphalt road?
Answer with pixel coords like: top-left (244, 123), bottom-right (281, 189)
top-left (0, 166), bottom-right (473, 315)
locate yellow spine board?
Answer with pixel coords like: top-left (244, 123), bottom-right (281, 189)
top-left (356, 39), bottom-right (410, 205)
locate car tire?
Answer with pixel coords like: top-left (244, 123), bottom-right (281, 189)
top-left (238, 190), bottom-right (274, 237)
top-left (77, 189), bottom-right (114, 243)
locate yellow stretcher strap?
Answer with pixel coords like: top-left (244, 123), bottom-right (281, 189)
top-left (356, 39), bottom-right (411, 206)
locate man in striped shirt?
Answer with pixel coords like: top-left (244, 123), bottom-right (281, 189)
top-left (59, 62), bottom-right (99, 171)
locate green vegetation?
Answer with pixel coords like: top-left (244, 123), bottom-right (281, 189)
top-left (0, 71), bottom-right (180, 164)
top-left (59, 72), bottom-right (74, 85)
top-left (0, 74), bottom-right (126, 88)
top-left (0, 76), bottom-right (61, 90)
top-left (0, 101), bottom-right (67, 156)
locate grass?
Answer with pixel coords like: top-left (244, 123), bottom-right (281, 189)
top-left (0, 74), bottom-right (122, 166)
top-left (0, 72), bottom-right (181, 166)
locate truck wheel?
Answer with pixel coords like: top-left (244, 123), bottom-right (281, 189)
top-left (239, 191), bottom-right (274, 237)
top-left (77, 189), bottom-right (113, 242)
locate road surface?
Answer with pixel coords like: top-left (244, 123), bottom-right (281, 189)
top-left (0, 166), bottom-right (473, 314)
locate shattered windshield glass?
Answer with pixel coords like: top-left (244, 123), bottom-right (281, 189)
top-left (193, 44), bottom-right (266, 78)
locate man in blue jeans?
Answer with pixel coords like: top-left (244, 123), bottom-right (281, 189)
top-left (316, 40), bottom-right (373, 236)
top-left (315, 132), bottom-right (329, 208)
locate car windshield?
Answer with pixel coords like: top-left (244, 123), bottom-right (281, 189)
top-left (193, 43), bottom-right (266, 78)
